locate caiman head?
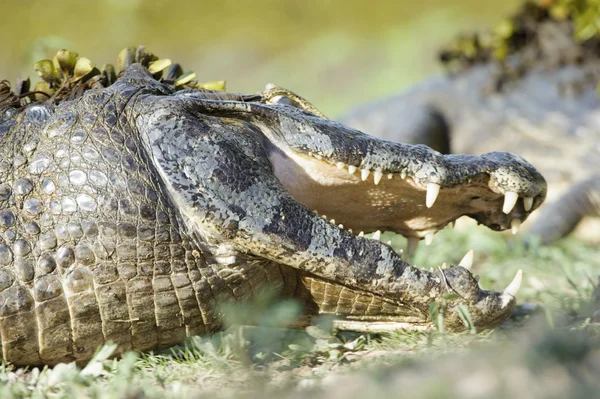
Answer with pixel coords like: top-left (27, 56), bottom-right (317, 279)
top-left (236, 85), bottom-right (545, 332)
top-left (130, 66), bottom-right (547, 332)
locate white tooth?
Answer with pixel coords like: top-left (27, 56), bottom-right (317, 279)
top-left (348, 165), bottom-right (357, 174)
top-left (338, 224), bottom-right (344, 229)
top-left (372, 230), bottom-right (381, 240)
top-left (336, 162), bottom-right (345, 169)
top-left (313, 210), bottom-right (319, 215)
top-left (400, 170), bottom-right (407, 179)
top-left (348, 229), bottom-right (353, 233)
top-left (330, 219), bottom-right (336, 224)
top-left (407, 237), bottom-right (419, 256)
top-left (458, 250), bottom-right (474, 270)
top-left (523, 197), bottom-right (534, 211)
top-left (397, 249), bottom-right (403, 255)
top-left (321, 215), bottom-right (327, 219)
top-left (386, 240), bottom-right (392, 245)
top-left (425, 232), bottom-right (434, 246)
top-left (358, 231), bottom-right (364, 237)
top-left (426, 183), bottom-right (440, 208)
top-left (387, 174), bottom-right (393, 180)
top-left (511, 218), bottom-right (521, 235)
top-left (505, 269), bottom-right (523, 298)
top-left (502, 191), bottom-right (519, 214)
top-left (361, 169), bottom-right (370, 181)
top-left (441, 262), bottom-right (447, 269)
top-left (373, 171), bottom-right (383, 185)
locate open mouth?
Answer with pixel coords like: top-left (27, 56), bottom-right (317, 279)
top-left (258, 125), bottom-right (544, 331)
top-left (267, 141), bottom-right (545, 251)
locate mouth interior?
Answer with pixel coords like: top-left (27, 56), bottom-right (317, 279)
top-left (268, 147), bottom-right (508, 239)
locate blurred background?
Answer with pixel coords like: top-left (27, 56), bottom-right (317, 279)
top-left (0, 0), bottom-right (521, 116)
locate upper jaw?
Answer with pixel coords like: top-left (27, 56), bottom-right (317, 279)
top-left (267, 141), bottom-right (546, 242)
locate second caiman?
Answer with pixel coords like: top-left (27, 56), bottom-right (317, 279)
top-left (339, 2), bottom-right (599, 244)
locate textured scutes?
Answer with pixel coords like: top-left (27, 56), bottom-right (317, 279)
top-left (33, 275), bottom-right (64, 302)
top-left (64, 267), bottom-right (93, 295)
top-left (0, 209), bottom-right (15, 228)
top-left (0, 267), bottom-right (15, 291)
top-left (37, 253), bottom-right (57, 275)
top-left (0, 284), bottom-right (34, 317)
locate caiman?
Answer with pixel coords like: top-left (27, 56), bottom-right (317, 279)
top-left (0, 47), bottom-right (545, 366)
top-left (339, 1), bottom-right (600, 245)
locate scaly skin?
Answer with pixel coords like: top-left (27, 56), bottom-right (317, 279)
top-left (0, 64), bottom-right (545, 366)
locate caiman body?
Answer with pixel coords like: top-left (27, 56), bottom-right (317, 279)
top-left (0, 62), bottom-right (545, 366)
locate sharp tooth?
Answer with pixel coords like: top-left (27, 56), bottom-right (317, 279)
top-left (338, 224), bottom-right (344, 229)
top-left (510, 218), bottom-right (521, 235)
top-left (426, 183), bottom-right (440, 208)
top-left (348, 165), bottom-right (357, 174)
top-left (441, 262), bottom-right (447, 269)
top-left (358, 231), bottom-right (364, 237)
top-left (400, 170), bottom-right (407, 179)
top-left (330, 219), bottom-right (336, 224)
top-left (336, 162), bottom-right (345, 169)
top-left (523, 197), bottom-right (534, 211)
top-left (505, 269), bottom-right (523, 298)
top-left (502, 192), bottom-right (519, 214)
top-left (321, 215), bottom-right (327, 219)
top-left (373, 171), bottom-right (383, 185)
top-left (372, 230), bottom-right (381, 240)
top-left (425, 232), bottom-right (434, 246)
top-left (361, 169), bottom-right (370, 181)
top-left (458, 250), bottom-right (474, 270)
top-left (407, 237), bottom-right (419, 257)
top-left (385, 240), bottom-right (392, 245)
top-left (387, 174), bottom-right (393, 179)
top-left (348, 229), bottom-right (353, 233)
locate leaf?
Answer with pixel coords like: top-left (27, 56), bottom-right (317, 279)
top-left (74, 57), bottom-right (95, 81)
top-left (456, 304), bottom-right (477, 334)
top-left (195, 80), bottom-right (227, 92)
top-left (55, 49), bottom-right (78, 76)
top-left (148, 59), bottom-right (172, 74)
top-left (174, 71), bottom-right (197, 86)
top-left (33, 60), bottom-right (59, 85)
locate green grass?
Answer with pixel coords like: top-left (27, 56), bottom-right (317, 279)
top-left (1, 227), bottom-right (599, 399)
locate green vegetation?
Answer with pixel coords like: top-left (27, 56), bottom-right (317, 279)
top-left (0, 227), bottom-right (598, 399)
top-left (440, 0), bottom-right (600, 72)
top-left (0, 47), bottom-right (225, 110)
